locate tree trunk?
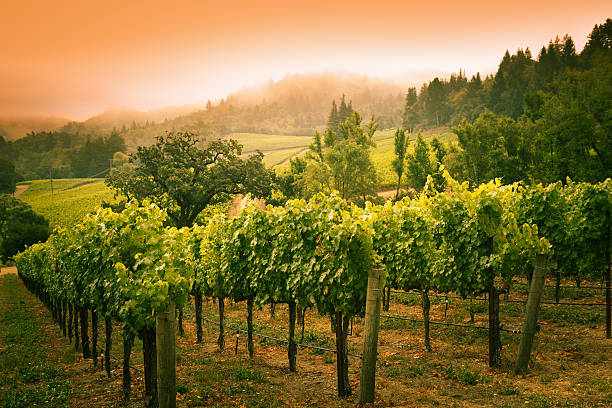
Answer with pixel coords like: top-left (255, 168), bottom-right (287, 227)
top-left (62, 301), bottom-right (67, 337)
top-left (606, 215), bottom-right (610, 339)
top-left (555, 270), bottom-right (561, 304)
top-left (342, 315), bottom-right (350, 394)
top-left (217, 297), bottom-right (225, 350)
top-left (80, 307), bottom-right (90, 359)
top-left (395, 175), bottom-right (402, 201)
top-left (421, 289), bottom-right (431, 352)
top-left (515, 254), bottom-right (548, 374)
top-left (488, 286), bottom-right (501, 368)
top-left (142, 326), bottom-right (157, 401)
top-left (469, 299), bottom-right (475, 323)
top-left (59, 301), bottom-right (64, 332)
top-left (156, 301), bottom-right (176, 408)
top-left (381, 287), bottom-right (386, 312)
top-left (92, 309), bottom-right (98, 367)
top-left (334, 312), bottom-right (350, 397)
top-left (488, 237), bottom-right (501, 369)
top-left (194, 287), bottom-right (203, 343)
top-left (123, 333), bottom-right (134, 401)
top-left (177, 308), bottom-right (184, 337)
top-left (296, 306), bottom-right (302, 325)
top-left (300, 307), bottom-right (307, 343)
top-left (52, 298), bottom-right (57, 322)
top-left (105, 317), bottom-right (112, 378)
top-left (67, 303), bottom-right (73, 343)
top-left (330, 315), bottom-right (336, 333)
top-left (288, 301), bottom-right (297, 372)
top-left (359, 268), bottom-right (383, 404)
top-left (247, 297), bottom-right (254, 359)
top-left (74, 304), bottom-right (80, 350)
top-left (385, 286), bottom-right (391, 311)
top-left (270, 303), bottom-right (276, 318)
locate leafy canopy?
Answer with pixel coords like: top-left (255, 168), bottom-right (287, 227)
top-left (106, 131), bottom-right (273, 227)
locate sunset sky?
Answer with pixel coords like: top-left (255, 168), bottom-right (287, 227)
top-left (1, 0), bottom-right (609, 120)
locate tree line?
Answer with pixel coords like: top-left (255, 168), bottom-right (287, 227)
top-left (0, 131), bottom-right (126, 181)
top-left (398, 19), bottom-right (611, 187)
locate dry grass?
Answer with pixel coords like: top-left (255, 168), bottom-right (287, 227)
top-left (2, 275), bottom-right (610, 407)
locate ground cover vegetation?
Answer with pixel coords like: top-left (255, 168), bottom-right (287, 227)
top-left (4, 16), bottom-right (612, 408)
top-left (17, 179), bottom-right (114, 228)
top-left (13, 171), bottom-right (611, 405)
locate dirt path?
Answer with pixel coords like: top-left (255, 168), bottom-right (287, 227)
top-left (0, 266), bottom-right (17, 276)
top-left (277, 147), bottom-right (308, 166)
top-left (377, 188), bottom-right (412, 200)
top-left (14, 184), bottom-right (30, 197)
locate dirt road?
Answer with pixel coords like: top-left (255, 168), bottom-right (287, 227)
top-left (0, 266), bottom-right (17, 276)
top-left (14, 184), bottom-right (30, 197)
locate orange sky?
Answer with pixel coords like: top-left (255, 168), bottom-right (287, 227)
top-left (1, 0), bottom-right (609, 119)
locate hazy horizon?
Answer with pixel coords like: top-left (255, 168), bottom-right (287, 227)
top-left (1, 0), bottom-right (609, 120)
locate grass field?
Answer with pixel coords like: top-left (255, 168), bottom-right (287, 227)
top-left (262, 147), bottom-right (308, 167)
top-left (229, 133), bottom-right (313, 153)
top-left (371, 128), bottom-right (456, 188)
top-left (18, 179), bottom-right (114, 228)
top-left (2, 270), bottom-right (610, 407)
top-left (13, 127), bottom-right (453, 229)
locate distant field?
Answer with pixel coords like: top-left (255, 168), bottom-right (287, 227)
top-left (229, 133), bottom-right (313, 152)
top-left (15, 128), bottom-right (456, 227)
top-left (262, 147), bottom-right (308, 167)
top-left (371, 128), bottom-right (456, 187)
top-left (18, 179), bottom-right (114, 228)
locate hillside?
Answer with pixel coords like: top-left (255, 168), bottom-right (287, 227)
top-left (59, 104), bottom-right (205, 136)
top-left (50, 73), bottom-right (408, 150)
top-left (0, 116), bottom-right (70, 141)
top-left (17, 179), bottom-right (114, 228)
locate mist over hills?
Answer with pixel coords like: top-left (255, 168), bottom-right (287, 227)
top-left (111, 73), bottom-right (415, 149)
top-left (0, 116), bottom-right (70, 141)
top-left (1, 71), bottom-right (450, 149)
top-left (59, 104), bottom-right (206, 136)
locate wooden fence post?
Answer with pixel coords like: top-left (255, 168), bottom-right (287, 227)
top-left (359, 267), bottom-right (384, 405)
top-left (515, 254), bottom-right (548, 374)
top-left (157, 300), bottom-right (176, 408)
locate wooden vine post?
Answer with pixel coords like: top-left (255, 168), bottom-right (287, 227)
top-left (606, 211), bottom-right (610, 339)
top-left (515, 254), bottom-right (548, 374)
top-left (288, 301), bottom-right (297, 372)
top-left (359, 267), bottom-right (384, 405)
top-left (157, 299), bottom-right (177, 408)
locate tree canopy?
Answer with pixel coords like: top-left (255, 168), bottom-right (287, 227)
top-left (0, 195), bottom-right (50, 261)
top-left (0, 158), bottom-right (16, 194)
top-left (298, 111), bottom-right (379, 203)
top-left (106, 132), bottom-right (273, 227)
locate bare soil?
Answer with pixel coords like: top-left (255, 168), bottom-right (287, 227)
top-left (14, 184), bottom-right (30, 197)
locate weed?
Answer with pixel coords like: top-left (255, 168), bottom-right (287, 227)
top-left (176, 382), bottom-right (190, 394)
top-left (233, 365), bottom-right (265, 383)
top-left (229, 383), bottom-right (257, 395)
top-left (539, 373), bottom-right (560, 384)
top-left (445, 364), bottom-right (489, 385)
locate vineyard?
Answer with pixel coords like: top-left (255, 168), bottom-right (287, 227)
top-left (12, 173), bottom-right (612, 407)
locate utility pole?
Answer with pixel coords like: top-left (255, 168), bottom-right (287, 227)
top-left (49, 168), bottom-right (53, 196)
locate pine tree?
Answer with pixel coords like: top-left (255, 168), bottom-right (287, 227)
top-left (327, 100), bottom-right (339, 132)
top-left (392, 128), bottom-right (408, 199)
top-left (406, 133), bottom-right (433, 190)
top-left (338, 95), bottom-right (351, 123)
top-left (402, 88), bottom-right (418, 132)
